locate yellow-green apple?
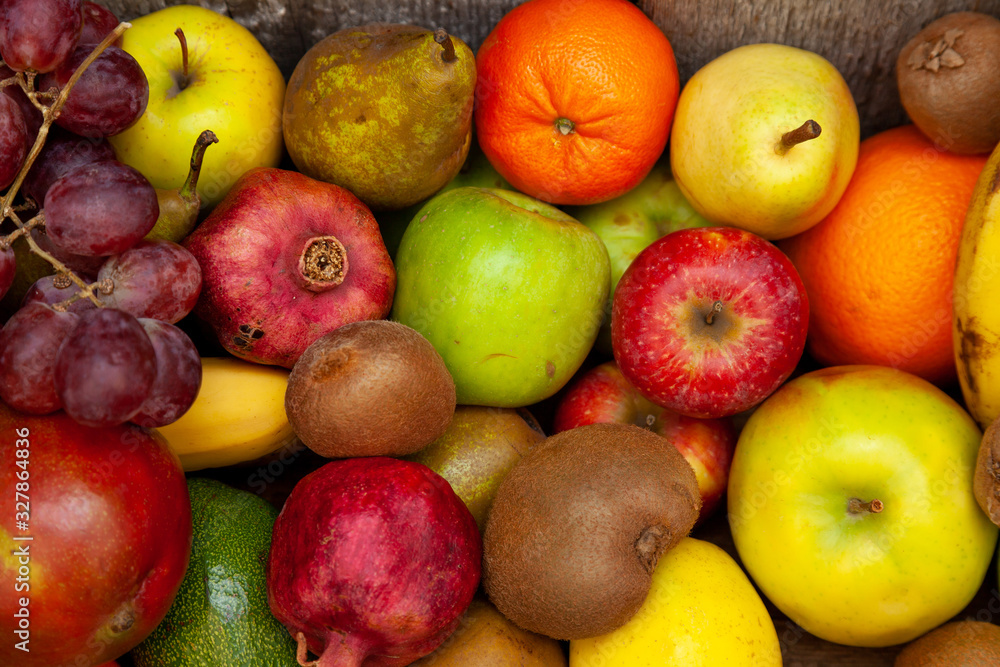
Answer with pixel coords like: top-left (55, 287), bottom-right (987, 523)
top-left (570, 538), bottom-right (781, 666)
top-left (553, 360), bottom-right (736, 522)
top-left (670, 43), bottom-right (860, 240)
top-left (611, 226), bottom-right (808, 419)
top-left (566, 162), bottom-right (712, 353)
top-left (109, 5), bottom-right (285, 208)
top-left (728, 365), bottom-right (998, 647)
top-left (392, 186), bottom-right (610, 407)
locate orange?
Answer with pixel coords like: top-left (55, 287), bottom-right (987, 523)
top-left (474, 0), bottom-right (678, 205)
top-left (781, 125), bottom-right (988, 385)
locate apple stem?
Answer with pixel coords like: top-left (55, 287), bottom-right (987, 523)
top-left (179, 130), bottom-right (219, 204)
top-left (776, 120), bottom-right (822, 155)
top-left (848, 497), bottom-right (884, 515)
top-left (434, 28), bottom-right (456, 63)
top-left (705, 300), bottom-right (723, 325)
top-left (174, 28), bottom-right (190, 88)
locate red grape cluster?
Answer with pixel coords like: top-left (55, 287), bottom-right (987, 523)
top-left (0, 1), bottom-right (204, 429)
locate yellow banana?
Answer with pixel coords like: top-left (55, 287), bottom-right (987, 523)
top-left (154, 357), bottom-right (297, 471)
top-left (954, 141), bottom-right (1000, 430)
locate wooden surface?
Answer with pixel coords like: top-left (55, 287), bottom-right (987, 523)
top-left (103, 0), bottom-right (1000, 136)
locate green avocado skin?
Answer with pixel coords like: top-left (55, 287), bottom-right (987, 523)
top-left (132, 478), bottom-right (297, 667)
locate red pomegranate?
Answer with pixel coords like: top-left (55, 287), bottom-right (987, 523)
top-left (183, 167), bottom-right (396, 368)
top-left (267, 457), bottom-right (481, 666)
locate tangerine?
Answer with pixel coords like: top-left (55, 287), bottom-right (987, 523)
top-left (781, 125), bottom-right (988, 385)
top-left (474, 0), bottom-right (679, 205)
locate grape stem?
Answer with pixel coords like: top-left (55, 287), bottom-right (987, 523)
top-left (0, 21), bottom-right (132, 308)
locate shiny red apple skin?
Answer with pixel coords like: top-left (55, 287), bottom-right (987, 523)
top-left (611, 226), bottom-right (808, 419)
top-left (0, 405), bottom-right (191, 666)
top-left (553, 360), bottom-right (736, 520)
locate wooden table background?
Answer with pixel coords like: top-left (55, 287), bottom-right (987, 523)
top-left (105, 1), bottom-right (1000, 664)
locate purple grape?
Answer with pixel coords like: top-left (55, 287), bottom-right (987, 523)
top-left (39, 44), bottom-right (148, 137)
top-left (0, 93), bottom-right (28, 190)
top-left (0, 0), bottom-right (82, 74)
top-left (22, 274), bottom-right (97, 313)
top-left (0, 246), bottom-right (15, 301)
top-left (79, 1), bottom-right (120, 46)
top-left (98, 240), bottom-right (203, 323)
top-left (131, 319), bottom-right (202, 428)
top-left (30, 228), bottom-right (106, 279)
top-left (0, 302), bottom-right (80, 414)
top-left (44, 160), bottom-right (159, 256)
top-left (54, 307), bottom-right (156, 427)
top-left (23, 125), bottom-right (116, 204)
top-left (0, 64), bottom-right (43, 143)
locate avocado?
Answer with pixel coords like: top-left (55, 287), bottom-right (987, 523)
top-left (132, 478), bottom-right (296, 666)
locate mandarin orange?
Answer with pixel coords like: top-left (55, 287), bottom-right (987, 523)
top-left (781, 125), bottom-right (988, 385)
top-left (474, 0), bottom-right (678, 205)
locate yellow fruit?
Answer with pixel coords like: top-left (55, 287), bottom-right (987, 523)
top-left (154, 357), bottom-right (296, 471)
top-left (569, 537), bottom-right (781, 667)
top-left (954, 140), bottom-right (1000, 429)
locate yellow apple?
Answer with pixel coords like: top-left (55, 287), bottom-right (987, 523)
top-left (670, 43), bottom-right (859, 240)
top-left (109, 5), bottom-right (285, 207)
top-left (728, 365), bottom-right (998, 647)
top-left (569, 538), bottom-right (781, 666)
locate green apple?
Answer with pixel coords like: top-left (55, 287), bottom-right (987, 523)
top-left (728, 365), bottom-right (998, 647)
top-left (670, 43), bottom-right (860, 240)
top-left (392, 187), bottom-right (610, 407)
top-left (565, 162), bottom-right (712, 353)
top-left (109, 5), bottom-right (285, 208)
top-left (569, 538), bottom-right (781, 666)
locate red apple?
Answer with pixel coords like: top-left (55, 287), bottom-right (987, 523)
top-left (612, 226), bottom-right (808, 419)
top-left (0, 405), bottom-right (191, 666)
top-left (553, 360), bottom-right (736, 521)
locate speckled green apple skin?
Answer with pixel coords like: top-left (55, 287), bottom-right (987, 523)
top-left (392, 187), bottom-right (610, 407)
top-left (728, 365), bottom-right (998, 648)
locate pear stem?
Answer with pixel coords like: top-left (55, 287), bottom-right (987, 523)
top-left (705, 300), bottom-right (723, 325)
top-left (174, 28), bottom-right (190, 88)
top-left (179, 129), bottom-right (219, 204)
top-left (848, 497), bottom-right (883, 515)
top-left (776, 120), bottom-right (822, 155)
top-left (433, 28), bottom-right (456, 63)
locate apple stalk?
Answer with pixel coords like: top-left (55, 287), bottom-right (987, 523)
top-left (848, 497), bottom-right (883, 515)
top-left (173, 28), bottom-right (191, 91)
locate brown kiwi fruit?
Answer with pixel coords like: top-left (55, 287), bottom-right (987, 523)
top-left (895, 620), bottom-right (1000, 666)
top-left (973, 415), bottom-right (1000, 525)
top-left (405, 406), bottom-right (546, 531)
top-left (482, 422), bottom-right (701, 640)
top-left (284, 319), bottom-right (456, 458)
top-left (410, 597), bottom-right (567, 667)
top-left (897, 12), bottom-right (1000, 154)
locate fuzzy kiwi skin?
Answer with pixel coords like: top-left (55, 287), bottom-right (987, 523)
top-left (284, 319), bottom-right (456, 458)
top-left (895, 620), bottom-right (1000, 666)
top-left (482, 422), bottom-right (701, 640)
top-left (973, 415), bottom-right (1000, 526)
top-left (897, 12), bottom-right (1000, 154)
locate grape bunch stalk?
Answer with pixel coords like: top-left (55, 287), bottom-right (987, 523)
top-left (0, 0), bottom-right (204, 429)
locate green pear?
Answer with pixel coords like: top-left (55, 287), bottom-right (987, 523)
top-left (670, 43), bottom-right (860, 240)
top-left (283, 24), bottom-right (476, 211)
top-left (405, 406), bottom-right (545, 531)
top-left (566, 163), bottom-right (713, 353)
top-left (376, 138), bottom-right (511, 259)
top-left (144, 130), bottom-right (218, 243)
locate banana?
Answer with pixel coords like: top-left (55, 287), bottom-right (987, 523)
top-left (953, 141), bottom-right (1000, 430)
top-left (154, 357), bottom-right (297, 471)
